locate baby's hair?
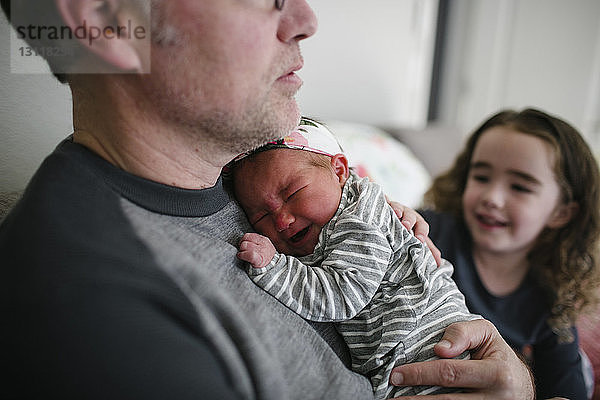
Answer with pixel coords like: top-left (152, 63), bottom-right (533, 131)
top-left (305, 151), bottom-right (336, 171)
top-left (424, 108), bottom-right (600, 342)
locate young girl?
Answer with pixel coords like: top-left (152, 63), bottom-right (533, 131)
top-left (421, 108), bottom-right (600, 399)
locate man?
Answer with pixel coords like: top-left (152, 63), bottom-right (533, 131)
top-left (0, 1), bottom-right (534, 399)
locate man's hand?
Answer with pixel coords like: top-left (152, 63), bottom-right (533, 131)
top-left (237, 233), bottom-right (276, 268)
top-left (389, 319), bottom-right (535, 400)
top-left (387, 200), bottom-right (442, 266)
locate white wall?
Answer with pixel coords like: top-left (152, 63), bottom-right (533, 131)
top-left (438, 0), bottom-right (600, 149)
top-left (297, 0), bottom-right (438, 129)
top-left (0, 14), bottom-right (73, 192)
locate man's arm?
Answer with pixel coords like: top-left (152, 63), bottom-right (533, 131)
top-left (388, 319), bottom-right (535, 400)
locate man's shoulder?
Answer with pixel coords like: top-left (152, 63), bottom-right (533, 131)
top-left (0, 139), bottom-right (162, 291)
top-left (2, 140), bottom-right (122, 234)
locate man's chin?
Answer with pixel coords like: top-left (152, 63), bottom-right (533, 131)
top-left (276, 96), bottom-right (301, 131)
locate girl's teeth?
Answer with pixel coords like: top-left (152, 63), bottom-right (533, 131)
top-left (480, 215), bottom-right (505, 226)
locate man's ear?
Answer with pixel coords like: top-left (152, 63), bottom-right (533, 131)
top-left (331, 154), bottom-right (350, 186)
top-left (55, 0), bottom-right (148, 72)
top-left (547, 201), bottom-right (579, 229)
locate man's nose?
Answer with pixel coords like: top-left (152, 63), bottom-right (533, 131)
top-left (274, 209), bottom-right (295, 232)
top-left (277, 0), bottom-right (318, 43)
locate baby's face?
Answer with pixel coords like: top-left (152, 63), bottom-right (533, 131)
top-left (234, 149), bottom-right (347, 256)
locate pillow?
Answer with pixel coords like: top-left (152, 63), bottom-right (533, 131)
top-left (324, 120), bottom-right (431, 208)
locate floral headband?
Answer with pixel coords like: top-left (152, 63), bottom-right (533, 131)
top-left (230, 117), bottom-right (344, 164)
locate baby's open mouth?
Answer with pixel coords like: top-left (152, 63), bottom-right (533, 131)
top-left (290, 226), bottom-right (310, 243)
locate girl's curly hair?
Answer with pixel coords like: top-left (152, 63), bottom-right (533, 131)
top-left (423, 108), bottom-right (600, 342)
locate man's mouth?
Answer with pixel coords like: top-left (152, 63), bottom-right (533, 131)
top-left (290, 226), bottom-right (310, 243)
top-left (282, 60), bottom-right (304, 77)
top-left (276, 60), bottom-right (304, 83)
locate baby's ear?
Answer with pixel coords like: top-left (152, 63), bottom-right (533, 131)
top-left (331, 154), bottom-right (350, 185)
top-left (547, 201), bottom-right (579, 229)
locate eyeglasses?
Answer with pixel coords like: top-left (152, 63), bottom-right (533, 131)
top-left (275, 0), bottom-right (285, 11)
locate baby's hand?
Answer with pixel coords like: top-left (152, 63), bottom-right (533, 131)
top-left (237, 233), bottom-right (276, 269)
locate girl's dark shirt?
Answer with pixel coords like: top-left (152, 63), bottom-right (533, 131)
top-left (420, 209), bottom-right (587, 400)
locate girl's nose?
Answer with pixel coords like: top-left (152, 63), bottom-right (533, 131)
top-left (481, 184), bottom-right (505, 209)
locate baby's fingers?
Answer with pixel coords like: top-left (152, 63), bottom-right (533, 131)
top-left (238, 237), bottom-right (269, 268)
top-left (238, 233), bottom-right (275, 268)
top-left (241, 232), bottom-right (268, 245)
top-left (237, 250), bottom-right (260, 267)
top-left (237, 248), bottom-right (265, 268)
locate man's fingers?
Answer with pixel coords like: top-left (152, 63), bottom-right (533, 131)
top-left (433, 319), bottom-right (498, 359)
top-left (400, 212), bottom-right (418, 232)
top-left (390, 320), bottom-right (534, 399)
top-left (410, 214), bottom-right (429, 239)
top-left (425, 237), bottom-right (442, 267)
top-left (391, 392), bottom-right (479, 400)
top-left (385, 201), bottom-right (435, 249)
top-left (390, 358), bottom-right (495, 390)
top-left (389, 320), bottom-right (503, 387)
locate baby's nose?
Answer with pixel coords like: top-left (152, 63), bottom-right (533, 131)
top-left (275, 210), bottom-right (295, 232)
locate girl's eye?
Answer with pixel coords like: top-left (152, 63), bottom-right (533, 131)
top-left (512, 184), bottom-right (533, 193)
top-left (471, 174), bottom-right (489, 183)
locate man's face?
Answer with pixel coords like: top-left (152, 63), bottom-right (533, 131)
top-left (145, 0), bottom-right (318, 156)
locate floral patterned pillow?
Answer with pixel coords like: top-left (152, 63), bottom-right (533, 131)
top-left (324, 120), bottom-right (431, 208)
